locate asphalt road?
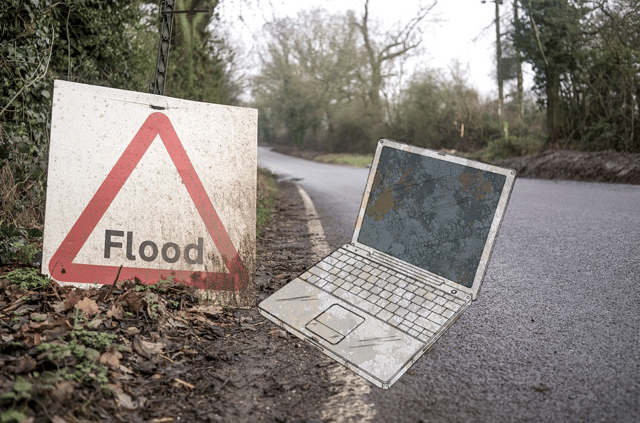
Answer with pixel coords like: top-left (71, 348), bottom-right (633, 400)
top-left (258, 146), bottom-right (640, 422)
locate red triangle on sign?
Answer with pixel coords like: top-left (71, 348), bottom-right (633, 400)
top-left (48, 112), bottom-right (250, 291)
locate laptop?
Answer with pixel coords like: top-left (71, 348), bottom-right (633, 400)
top-left (259, 139), bottom-right (516, 389)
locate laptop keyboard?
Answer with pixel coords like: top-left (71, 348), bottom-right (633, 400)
top-left (298, 247), bottom-right (469, 343)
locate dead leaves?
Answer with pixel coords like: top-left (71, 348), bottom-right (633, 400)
top-left (133, 336), bottom-right (164, 359)
top-left (0, 273), bottom-right (241, 420)
top-left (99, 348), bottom-right (123, 368)
top-left (75, 297), bottom-right (99, 317)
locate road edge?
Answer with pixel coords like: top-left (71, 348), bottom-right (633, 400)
top-left (293, 183), bottom-right (376, 423)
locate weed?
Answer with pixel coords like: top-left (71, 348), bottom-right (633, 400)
top-left (0, 225), bottom-right (41, 265)
top-left (134, 275), bottom-right (174, 292)
top-left (256, 167), bottom-right (278, 235)
top-left (5, 268), bottom-right (49, 291)
top-left (475, 136), bottom-right (545, 162)
top-left (0, 377), bottom-right (32, 423)
top-left (36, 310), bottom-right (115, 390)
top-left (0, 409), bottom-right (27, 423)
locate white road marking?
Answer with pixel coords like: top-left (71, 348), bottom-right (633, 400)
top-left (295, 183), bottom-right (376, 422)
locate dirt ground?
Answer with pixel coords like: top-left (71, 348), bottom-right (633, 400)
top-left (496, 149), bottom-right (640, 185)
top-left (0, 181), bottom-right (340, 423)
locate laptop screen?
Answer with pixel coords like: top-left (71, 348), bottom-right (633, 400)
top-left (357, 146), bottom-right (506, 288)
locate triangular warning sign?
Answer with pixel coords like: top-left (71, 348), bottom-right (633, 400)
top-left (49, 112), bottom-right (249, 291)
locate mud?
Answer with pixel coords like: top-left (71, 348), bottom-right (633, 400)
top-left (0, 181), bottom-right (340, 423)
top-left (496, 149), bottom-right (640, 185)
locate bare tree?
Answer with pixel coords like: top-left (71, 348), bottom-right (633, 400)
top-left (350, 0), bottom-right (438, 120)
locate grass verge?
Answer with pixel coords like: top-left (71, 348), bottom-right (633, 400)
top-left (256, 167), bottom-right (278, 235)
top-left (314, 153), bottom-right (374, 167)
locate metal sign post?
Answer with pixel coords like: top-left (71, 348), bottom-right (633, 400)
top-left (151, 1), bottom-right (209, 96)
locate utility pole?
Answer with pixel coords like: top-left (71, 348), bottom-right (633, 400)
top-left (495, 0), bottom-right (503, 120)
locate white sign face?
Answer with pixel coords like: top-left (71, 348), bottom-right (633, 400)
top-left (42, 80), bottom-right (257, 305)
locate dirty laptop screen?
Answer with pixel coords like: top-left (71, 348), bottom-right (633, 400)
top-left (357, 147), bottom-right (506, 288)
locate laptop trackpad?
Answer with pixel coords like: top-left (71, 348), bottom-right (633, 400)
top-left (305, 304), bottom-right (365, 345)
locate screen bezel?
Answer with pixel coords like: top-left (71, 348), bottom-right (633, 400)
top-left (351, 139), bottom-right (516, 300)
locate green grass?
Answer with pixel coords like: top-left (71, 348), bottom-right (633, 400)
top-left (4, 268), bottom-right (49, 291)
top-left (256, 167), bottom-right (278, 234)
top-left (472, 136), bottom-right (546, 163)
top-left (314, 153), bottom-right (374, 167)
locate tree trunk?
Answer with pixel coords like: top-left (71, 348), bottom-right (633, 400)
top-left (546, 69), bottom-right (562, 145)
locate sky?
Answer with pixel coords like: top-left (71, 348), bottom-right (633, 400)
top-left (218, 0), bottom-right (534, 98)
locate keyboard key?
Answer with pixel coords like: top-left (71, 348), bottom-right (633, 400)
top-left (434, 296), bottom-right (447, 306)
top-left (431, 304), bottom-right (445, 315)
top-left (398, 298), bottom-right (411, 308)
top-left (398, 322), bottom-right (412, 332)
top-left (395, 307), bottom-right (409, 318)
top-left (428, 313), bottom-right (447, 326)
top-left (380, 290), bottom-right (392, 299)
top-left (388, 315), bottom-right (404, 326)
top-left (337, 270), bottom-right (350, 279)
top-left (384, 303), bottom-right (399, 313)
top-left (417, 308), bottom-right (431, 318)
top-left (416, 317), bottom-right (440, 333)
top-left (375, 298), bottom-right (390, 308)
top-left (407, 303), bottom-right (421, 313)
top-left (376, 309), bottom-right (394, 321)
top-left (370, 286), bottom-right (382, 295)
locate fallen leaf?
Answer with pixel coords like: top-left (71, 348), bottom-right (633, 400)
top-left (63, 290), bottom-right (82, 311)
top-left (14, 355), bottom-right (36, 374)
top-left (75, 297), bottom-right (99, 317)
top-left (51, 380), bottom-right (75, 402)
top-left (173, 378), bottom-right (195, 390)
top-left (269, 328), bottom-right (288, 338)
top-left (166, 317), bottom-right (188, 328)
top-left (87, 317), bottom-right (103, 329)
top-left (133, 335), bottom-right (164, 359)
top-left (51, 301), bottom-right (66, 313)
top-left (119, 291), bottom-right (144, 313)
top-left (117, 364), bottom-right (134, 374)
top-left (112, 384), bottom-right (146, 410)
top-left (99, 349), bottom-right (123, 368)
top-left (106, 304), bottom-right (125, 319)
top-left (187, 305), bottom-right (223, 317)
top-left (115, 391), bottom-right (136, 410)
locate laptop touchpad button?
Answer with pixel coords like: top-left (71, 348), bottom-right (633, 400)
top-left (306, 305), bottom-right (364, 345)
